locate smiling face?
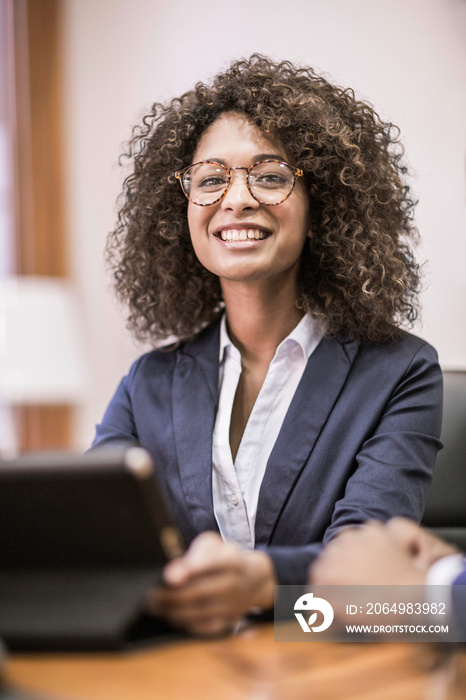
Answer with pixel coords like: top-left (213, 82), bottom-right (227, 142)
top-left (187, 112), bottom-right (312, 289)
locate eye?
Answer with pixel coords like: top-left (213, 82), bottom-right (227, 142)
top-left (189, 164), bottom-right (228, 192)
top-left (250, 162), bottom-right (292, 190)
top-left (253, 172), bottom-right (288, 188)
top-left (197, 174), bottom-right (228, 191)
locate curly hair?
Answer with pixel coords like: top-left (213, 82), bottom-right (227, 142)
top-left (107, 54), bottom-right (421, 343)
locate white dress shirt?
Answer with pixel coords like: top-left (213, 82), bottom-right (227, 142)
top-left (425, 553), bottom-right (466, 619)
top-left (427, 554), bottom-right (465, 587)
top-left (212, 313), bottom-right (323, 549)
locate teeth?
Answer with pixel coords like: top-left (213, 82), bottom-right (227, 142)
top-left (219, 229), bottom-right (267, 241)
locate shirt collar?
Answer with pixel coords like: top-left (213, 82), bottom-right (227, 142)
top-left (219, 313), bottom-right (322, 363)
top-left (219, 314), bottom-right (238, 363)
top-left (280, 313), bottom-right (323, 360)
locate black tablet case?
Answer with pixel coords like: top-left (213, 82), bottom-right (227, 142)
top-left (0, 448), bottom-right (185, 651)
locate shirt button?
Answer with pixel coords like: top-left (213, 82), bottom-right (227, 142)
top-left (230, 494), bottom-right (239, 506)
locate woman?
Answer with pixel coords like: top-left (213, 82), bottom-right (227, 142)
top-left (94, 55), bottom-right (442, 635)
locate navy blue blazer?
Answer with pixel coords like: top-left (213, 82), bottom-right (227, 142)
top-left (92, 321), bottom-right (443, 584)
top-left (453, 564), bottom-right (466, 639)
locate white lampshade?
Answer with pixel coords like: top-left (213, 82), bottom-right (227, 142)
top-left (0, 276), bottom-right (90, 404)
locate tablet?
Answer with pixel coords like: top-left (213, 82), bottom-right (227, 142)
top-left (0, 447), bottom-right (185, 651)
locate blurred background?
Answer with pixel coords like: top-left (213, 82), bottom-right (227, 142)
top-left (1, 0), bottom-right (465, 452)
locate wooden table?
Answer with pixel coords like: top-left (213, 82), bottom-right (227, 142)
top-left (3, 623), bottom-right (466, 700)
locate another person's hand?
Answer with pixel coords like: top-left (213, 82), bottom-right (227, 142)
top-left (384, 517), bottom-right (459, 571)
top-left (310, 518), bottom-right (459, 587)
top-left (145, 532), bottom-right (276, 636)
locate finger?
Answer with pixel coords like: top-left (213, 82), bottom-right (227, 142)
top-left (384, 518), bottom-right (457, 570)
top-left (148, 564), bottom-right (246, 624)
top-left (150, 567), bottom-right (242, 613)
top-left (385, 517), bottom-right (424, 554)
top-left (160, 596), bottom-right (237, 623)
top-left (163, 533), bottom-right (239, 586)
top-left (147, 586), bottom-right (241, 633)
top-left (411, 532), bottom-right (460, 570)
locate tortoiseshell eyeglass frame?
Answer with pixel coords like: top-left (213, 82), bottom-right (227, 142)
top-left (174, 159), bottom-right (304, 207)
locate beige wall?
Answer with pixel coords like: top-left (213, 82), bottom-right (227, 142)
top-left (60, 0), bottom-right (466, 448)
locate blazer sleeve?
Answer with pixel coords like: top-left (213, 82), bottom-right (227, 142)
top-left (263, 341), bottom-right (443, 584)
top-left (325, 343), bottom-right (443, 535)
top-left (91, 372), bottom-right (140, 448)
top-left (452, 564), bottom-right (466, 640)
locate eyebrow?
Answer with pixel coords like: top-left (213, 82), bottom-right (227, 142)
top-left (196, 153), bottom-right (286, 166)
top-left (254, 153), bottom-right (286, 163)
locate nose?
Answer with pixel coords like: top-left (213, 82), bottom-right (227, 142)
top-left (220, 168), bottom-right (259, 212)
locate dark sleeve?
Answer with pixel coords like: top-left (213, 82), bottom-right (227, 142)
top-left (263, 342), bottom-right (443, 585)
top-left (452, 564), bottom-right (466, 640)
top-left (91, 373), bottom-right (140, 449)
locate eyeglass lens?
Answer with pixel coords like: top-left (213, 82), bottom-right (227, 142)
top-left (182, 162), bottom-right (295, 205)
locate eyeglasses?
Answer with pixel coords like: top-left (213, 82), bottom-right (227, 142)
top-left (174, 160), bottom-right (304, 207)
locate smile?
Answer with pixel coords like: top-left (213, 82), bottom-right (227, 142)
top-left (216, 228), bottom-right (270, 241)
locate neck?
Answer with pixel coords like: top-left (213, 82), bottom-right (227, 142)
top-left (221, 276), bottom-right (303, 366)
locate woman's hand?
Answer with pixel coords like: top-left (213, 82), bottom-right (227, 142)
top-left (145, 532), bottom-right (276, 636)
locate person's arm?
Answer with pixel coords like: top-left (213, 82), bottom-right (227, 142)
top-left (452, 566), bottom-right (466, 638)
top-left (265, 342), bottom-right (443, 584)
top-left (91, 373), bottom-right (140, 448)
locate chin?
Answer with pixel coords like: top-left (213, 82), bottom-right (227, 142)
top-left (215, 265), bottom-right (272, 283)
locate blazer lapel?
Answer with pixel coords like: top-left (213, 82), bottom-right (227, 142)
top-left (255, 335), bottom-right (360, 544)
top-left (172, 323), bottom-right (220, 534)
